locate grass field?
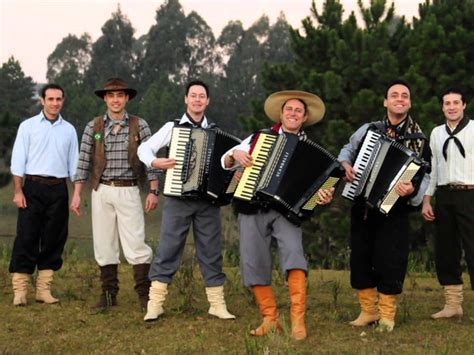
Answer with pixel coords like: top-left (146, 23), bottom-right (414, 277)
top-left (1, 258), bottom-right (473, 354)
top-left (1, 182), bottom-right (474, 353)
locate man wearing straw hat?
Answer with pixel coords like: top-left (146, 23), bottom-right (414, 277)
top-left (221, 90), bottom-right (334, 341)
top-left (70, 78), bottom-right (159, 313)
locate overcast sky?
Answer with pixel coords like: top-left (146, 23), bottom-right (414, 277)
top-left (0, 0), bottom-right (423, 83)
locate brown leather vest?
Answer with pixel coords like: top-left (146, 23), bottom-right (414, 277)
top-left (90, 115), bottom-right (145, 190)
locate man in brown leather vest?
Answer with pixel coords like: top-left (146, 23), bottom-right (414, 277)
top-left (70, 78), bottom-right (159, 313)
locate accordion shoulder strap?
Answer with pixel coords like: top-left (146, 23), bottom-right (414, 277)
top-left (369, 121), bottom-right (386, 133)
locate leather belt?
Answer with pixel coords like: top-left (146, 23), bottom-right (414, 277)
top-left (438, 184), bottom-right (474, 191)
top-left (100, 179), bottom-right (138, 187)
top-left (25, 175), bottom-right (66, 185)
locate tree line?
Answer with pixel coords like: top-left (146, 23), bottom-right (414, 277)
top-left (1, 0), bottom-right (473, 269)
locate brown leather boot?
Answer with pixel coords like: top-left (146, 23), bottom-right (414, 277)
top-left (133, 263), bottom-right (151, 310)
top-left (288, 270), bottom-right (307, 340)
top-left (250, 285), bottom-right (281, 336)
top-left (349, 288), bottom-right (380, 326)
top-left (91, 264), bottom-right (119, 314)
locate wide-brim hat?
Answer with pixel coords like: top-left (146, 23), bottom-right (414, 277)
top-left (94, 78), bottom-right (137, 100)
top-left (264, 90), bottom-right (325, 126)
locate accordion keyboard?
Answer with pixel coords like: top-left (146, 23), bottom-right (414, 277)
top-left (234, 133), bottom-right (278, 201)
top-left (342, 130), bottom-right (382, 200)
top-left (163, 127), bottom-right (192, 196)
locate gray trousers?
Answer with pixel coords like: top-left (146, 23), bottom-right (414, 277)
top-left (238, 210), bottom-right (307, 287)
top-left (149, 197), bottom-right (226, 287)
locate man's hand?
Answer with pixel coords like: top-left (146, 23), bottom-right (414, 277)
top-left (421, 195), bottom-right (435, 221)
top-left (395, 181), bottom-right (414, 197)
top-left (341, 161), bottom-right (356, 182)
top-left (69, 194), bottom-right (81, 216)
top-left (317, 187), bottom-right (335, 205)
top-left (145, 193), bottom-right (158, 213)
top-left (151, 158), bottom-right (176, 170)
top-left (232, 150), bottom-right (253, 168)
top-left (13, 191), bottom-right (27, 209)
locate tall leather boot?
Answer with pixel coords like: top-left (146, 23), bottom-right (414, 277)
top-left (12, 273), bottom-right (30, 306)
top-left (144, 280), bottom-right (168, 322)
top-left (133, 263), bottom-right (151, 310)
top-left (376, 293), bottom-right (397, 332)
top-left (349, 288), bottom-right (380, 326)
top-left (288, 269), bottom-right (307, 340)
top-left (250, 285), bottom-right (281, 336)
top-left (35, 269), bottom-right (59, 304)
top-left (431, 284), bottom-right (463, 319)
top-left (92, 264), bottom-right (119, 314)
top-left (206, 285), bottom-right (236, 319)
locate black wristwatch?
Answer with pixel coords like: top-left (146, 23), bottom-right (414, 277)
top-left (149, 189), bottom-right (160, 196)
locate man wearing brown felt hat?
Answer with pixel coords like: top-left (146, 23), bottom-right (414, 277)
top-left (70, 77), bottom-right (159, 313)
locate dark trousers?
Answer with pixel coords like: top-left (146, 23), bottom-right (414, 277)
top-left (9, 179), bottom-right (69, 274)
top-left (148, 197), bottom-right (226, 287)
top-left (434, 189), bottom-right (474, 289)
top-left (350, 201), bottom-right (409, 295)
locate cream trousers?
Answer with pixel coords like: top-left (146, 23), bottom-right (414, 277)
top-left (91, 183), bottom-right (152, 266)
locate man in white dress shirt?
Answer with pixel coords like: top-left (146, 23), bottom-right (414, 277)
top-left (422, 88), bottom-right (474, 319)
top-left (137, 80), bottom-right (235, 322)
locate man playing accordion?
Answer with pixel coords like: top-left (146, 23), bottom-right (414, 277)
top-left (338, 80), bottom-right (430, 332)
top-left (222, 90), bottom-right (334, 341)
top-left (138, 80), bottom-right (235, 322)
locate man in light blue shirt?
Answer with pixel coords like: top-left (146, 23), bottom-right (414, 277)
top-left (9, 83), bottom-right (79, 307)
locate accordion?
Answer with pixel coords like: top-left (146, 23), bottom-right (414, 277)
top-left (341, 129), bottom-right (424, 214)
top-left (234, 132), bottom-right (344, 224)
top-left (163, 125), bottom-right (241, 205)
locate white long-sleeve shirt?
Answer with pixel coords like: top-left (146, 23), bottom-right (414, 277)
top-left (425, 120), bottom-right (474, 196)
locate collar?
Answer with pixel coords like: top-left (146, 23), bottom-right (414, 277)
top-left (40, 111), bottom-right (63, 125)
top-left (179, 113), bottom-right (209, 128)
top-left (104, 111), bottom-right (129, 128)
top-left (446, 116), bottom-right (469, 134)
top-left (275, 123), bottom-right (307, 140)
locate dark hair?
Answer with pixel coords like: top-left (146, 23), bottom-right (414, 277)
top-left (281, 98), bottom-right (307, 114)
top-left (441, 87), bottom-right (466, 105)
top-left (40, 83), bottom-right (65, 99)
top-left (384, 79), bottom-right (411, 98)
top-left (186, 80), bottom-right (209, 97)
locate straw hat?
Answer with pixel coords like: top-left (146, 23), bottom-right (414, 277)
top-left (264, 90), bottom-right (325, 126)
top-left (94, 78), bottom-right (137, 100)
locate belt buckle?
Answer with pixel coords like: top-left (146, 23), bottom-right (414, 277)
top-left (110, 181), bottom-right (115, 187)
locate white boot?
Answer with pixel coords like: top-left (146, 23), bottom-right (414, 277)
top-left (206, 285), bottom-right (236, 320)
top-left (12, 273), bottom-right (30, 306)
top-left (431, 285), bottom-right (463, 319)
top-left (144, 281), bottom-right (168, 322)
top-left (35, 269), bottom-right (59, 304)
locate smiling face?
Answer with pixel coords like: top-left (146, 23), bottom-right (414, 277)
top-left (384, 84), bottom-right (411, 124)
top-left (442, 93), bottom-right (465, 127)
top-left (280, 99), bottom-right (308, 134)
top-left (41, 88), bottom-right (64, 120)
top-left (185, 84), bottom-right (209, 122)
top-left (104, 90), bottom-right (129, 118)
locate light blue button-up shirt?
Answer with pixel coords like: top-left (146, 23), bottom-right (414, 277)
top-left (10, 111), bottom-right (79, 179)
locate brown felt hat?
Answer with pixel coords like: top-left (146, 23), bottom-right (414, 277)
top-left (94, 78), bottom-right (137, 100)
top-left (264, 90), bottom-right (325, 126)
